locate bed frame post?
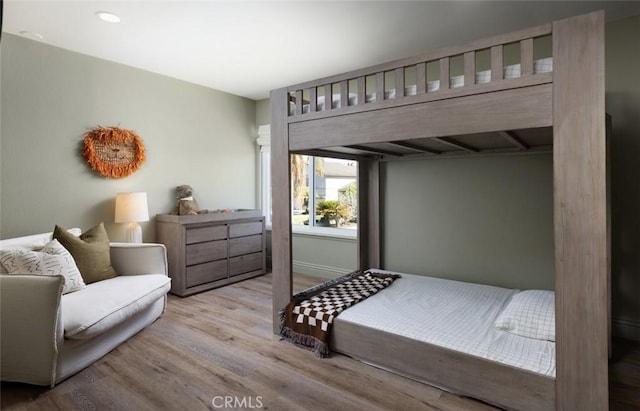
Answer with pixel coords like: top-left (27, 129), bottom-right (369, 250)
top-left (553, 10), bottom-right (608, 410)
top-left (271, 87), bottom-right (293, 334)
top-left (358, 158), bottom-right (381, 270)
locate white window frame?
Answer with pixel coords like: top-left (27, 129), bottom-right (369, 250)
top-left (257, 125), bottom-right (272, 227)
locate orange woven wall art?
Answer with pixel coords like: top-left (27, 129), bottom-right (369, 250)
top-left (83, 126), bottom-right (146, 178)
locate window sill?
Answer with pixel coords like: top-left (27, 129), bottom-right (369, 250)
top-left (266, 224), bottom-right (357, 241)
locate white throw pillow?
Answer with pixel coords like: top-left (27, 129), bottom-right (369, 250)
top-left (0, 239), bottom-right (86, 294)
top-left (494, 289), bottom-right (555, 341)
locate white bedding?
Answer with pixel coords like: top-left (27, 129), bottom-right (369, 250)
top-left (296, 57), bottom-right (553, 114)
top-left (335, 269), bottom-right (556, 377)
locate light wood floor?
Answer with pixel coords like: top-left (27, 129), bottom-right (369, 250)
top-left (2, 273), bottom-right (639, 411)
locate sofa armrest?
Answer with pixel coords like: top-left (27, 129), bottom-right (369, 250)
top-left (0, 274), bottom-right (64, 387)
top-left (110, 243), bottom-right (168, 276)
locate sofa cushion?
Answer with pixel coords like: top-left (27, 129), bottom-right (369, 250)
top-left (0, 239), bottom-right (86, 294)
top-left (53, 223), bottom-right (118, 284)
top-left (62, 274), bottom-right (170, 340)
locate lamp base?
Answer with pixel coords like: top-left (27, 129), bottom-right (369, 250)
top-left (125, 222), bottom-right (143, 243)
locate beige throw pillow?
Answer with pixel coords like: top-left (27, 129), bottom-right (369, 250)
top-left (53, 223), bottom-right (117, 284)
top-left (0, 239), bottom-right (87, 294)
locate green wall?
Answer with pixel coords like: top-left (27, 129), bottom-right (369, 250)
top-left (382, 154), bottom-right (553, 290)
top-left (256, 99), bottom-right (271, 128)
top-left (1, 34), bottom-right (257, 241)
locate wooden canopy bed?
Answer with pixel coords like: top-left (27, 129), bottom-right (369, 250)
top-left (270, 11), bottom-right (609, 411)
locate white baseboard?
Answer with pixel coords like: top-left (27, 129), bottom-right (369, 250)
top-left (292, 260), bottom-right (353, 279)
top-left (266, 257), bottom-right (351, 279)
top-left (612, 317), bottom-right (640, 342)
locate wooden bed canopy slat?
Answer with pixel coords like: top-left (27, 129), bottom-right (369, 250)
top-left (416, 62), bottom-right (427, 95)
top-left (295, 90), bottom-right (303, 116)
top-left (439, 57), bottom-right (450, 91)
top-left (375, 72), bottom-right (384, 103)
top-left (521, 38), bottom-right (534, 76)
top-left (395, 67), bottom-right (405, 98)
top-left (340, 80), bottom-right (348, 108)
top-left (324, 84), bottom-right (332, 110)
top-left (346, 145), bottom-right (401, 157)
top-left (271, 10), bottom-right (608, 411)
top-left (464, 51), bottom-right (475, 87)
top-left (491, 45), bottom-right (503, 82)
top-left (498, 130), bottom-right (529, 150)
top-left (309, 87), bottom-right (317, 113)
top-left (356, 76), bottom-right (365, 108)
top-left (433, 137), bottom-right (479, 153)
top-left (387, 141), bottom-right (442, 155)
top-left (394, 144), bottom-right (553, 161)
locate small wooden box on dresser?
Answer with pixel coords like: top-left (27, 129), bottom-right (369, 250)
top-left (156, 210), bottom-right (266, 297)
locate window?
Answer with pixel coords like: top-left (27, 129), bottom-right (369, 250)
top-left (291, 155), bottom-right (357, 232)
top-left (257, 126), bottom-right (357, 236)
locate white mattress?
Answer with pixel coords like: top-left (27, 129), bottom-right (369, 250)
top-left (334, 269), bottom-right (556, 377)
top-left (296, 57), bottom-right (553, 114)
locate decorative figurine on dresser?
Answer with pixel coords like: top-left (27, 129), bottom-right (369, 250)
top-left (156, 209), bottom-right (266, 296)
top-left (171, 184), bottom-right (208, 216)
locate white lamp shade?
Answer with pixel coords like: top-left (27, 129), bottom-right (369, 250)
top-left (115, 192), bottom-right (149, 223)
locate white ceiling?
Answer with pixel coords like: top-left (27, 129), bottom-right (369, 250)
top-left (3, 1), bottom-right (640, 100)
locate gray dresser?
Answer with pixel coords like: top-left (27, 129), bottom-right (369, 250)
top-left (156, 210), bottom-right (266, 296)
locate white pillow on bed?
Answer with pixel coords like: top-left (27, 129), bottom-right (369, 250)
top-left (494, 290), bottom-right (555, 342)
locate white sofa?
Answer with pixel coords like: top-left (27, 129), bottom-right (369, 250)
top-left (0, 231), bottom-right (171, 387)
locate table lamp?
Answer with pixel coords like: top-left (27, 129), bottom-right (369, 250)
top-left (115, 192), bottom-right (149, 243)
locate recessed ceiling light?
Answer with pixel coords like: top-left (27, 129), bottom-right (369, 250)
top-left (96, 11), bottom-right (121, 23)
top-left (19, 31), bottom-right (44, 40)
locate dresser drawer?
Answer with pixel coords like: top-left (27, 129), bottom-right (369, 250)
top-left (229, 221), bottom-right (263, 238)
top-left (186, 260), bottom-right (228, 287)
top-left (186, 225), bottom-right (227, 244)
top-left (229, 235), bottom-right (263, 257)
top-left (229, 252), bottom-right (263, 276)
top-left (186, 240), bottom-right (227, 265)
